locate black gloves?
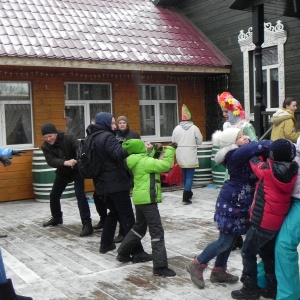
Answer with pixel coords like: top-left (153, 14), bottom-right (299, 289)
top-left (170, 142), bottom-right (178, 149)
top-left (12, 150), bottom-right (26, 156)
top-left (0, 156), bottom-right (12, 167)
top-left (153, 143), bottom-right (163, 151)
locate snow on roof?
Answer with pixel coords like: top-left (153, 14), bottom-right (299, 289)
top-left (0, 0), bottom-right (231, 69)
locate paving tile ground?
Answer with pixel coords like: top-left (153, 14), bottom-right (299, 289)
top-left (0, 186), bottom-right (295, 300)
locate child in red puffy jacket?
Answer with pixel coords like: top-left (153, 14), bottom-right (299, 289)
top-left (232, 138), bottom-right (298, 300)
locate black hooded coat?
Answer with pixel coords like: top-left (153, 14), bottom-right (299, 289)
top-left (91, 112), bottom-right (130, 195)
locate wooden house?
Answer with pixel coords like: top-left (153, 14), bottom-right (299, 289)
top-left (0, 0), bottom-right (231, 202)
top-left (177, 0), bottom-right (300, 135)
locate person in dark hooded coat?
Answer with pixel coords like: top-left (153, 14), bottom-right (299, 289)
top-left (92, 112), bottom-right (152, 263)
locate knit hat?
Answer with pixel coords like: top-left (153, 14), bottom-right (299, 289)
top-left (182, 104), bottom-right (192, 121)
top-left (218, 92), bottom-right (245, 119)
top-left (269, 139), bottom-right (296, 162)
top-left (41, 123), bottom-right (58, 135)
top-left (122, 139), bottom-right (146, 155)
top-left (212, 128), bottom-right (241, 148)
top-left (117, 116), bottom-right (128, 124)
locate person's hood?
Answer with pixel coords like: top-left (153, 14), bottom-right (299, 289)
top-left (94, 112), bottom-right (115, 134)
top-left (271, 108), bottom-right (293, 125)
top-left (179, 121), bottom-right (194, 130)
top-left (122, 139), bottom-right (147, 155)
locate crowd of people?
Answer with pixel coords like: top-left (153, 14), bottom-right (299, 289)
top-left (1, 94), bottom-right (300, 300)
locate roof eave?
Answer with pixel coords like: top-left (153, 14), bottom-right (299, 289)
top-left (0, 57), bottom-right (231, 74)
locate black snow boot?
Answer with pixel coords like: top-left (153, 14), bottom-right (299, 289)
top-left (182, 191), bottom-right (192, 205)
top-left (0, 279), bottom-right (33, 300)
top-left (80, 220), bottom-right (94, 237)
top-left (260, 274), bottom-right (277, 299)
top-left (231, 283), bottom-right (260, 299)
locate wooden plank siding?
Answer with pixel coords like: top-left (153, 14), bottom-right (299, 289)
top-left (178, 0), bottom-right (300, 105)
top-left (0, 67), bottom-right (206, 202)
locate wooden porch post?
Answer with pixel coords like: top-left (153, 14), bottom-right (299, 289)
top-left (252, 4), bottom-right (265, 138)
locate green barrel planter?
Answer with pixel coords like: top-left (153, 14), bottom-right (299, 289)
top-left (193, 142), bottom-right (213, 185)
top-left (32, 150), bottom-right (75, 202)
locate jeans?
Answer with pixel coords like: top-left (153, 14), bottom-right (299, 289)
top-left (50, 177), bottom-right (91, 223)
top-left (0, 248), bottom-right (7, 284)
top-left (197, 231), bottom-right (238, 267)
top-left (101, 190), bottom-right (144, 254)
top-left (182, 168), bottom-right (195, 192)
top-left (118, 203), bottom-right (167, 268)
top-left (242, 225), bottom-right (277, 285)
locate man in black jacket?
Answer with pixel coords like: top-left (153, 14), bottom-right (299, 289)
top-left (41, 123), bottom-right (93, 237)
top-left (92, 112), bottom-right (151, 263)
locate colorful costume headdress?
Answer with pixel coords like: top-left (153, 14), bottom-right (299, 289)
top-left (182, 104), bottom-right (192, 121)
top-left (217, 92), bottom-right (245, 119)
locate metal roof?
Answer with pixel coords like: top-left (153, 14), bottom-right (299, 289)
top-left (0, 0), bottom-right (231, 72)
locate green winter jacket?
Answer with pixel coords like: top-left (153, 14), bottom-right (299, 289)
top-left (122, 139), bottom-right (175, 205)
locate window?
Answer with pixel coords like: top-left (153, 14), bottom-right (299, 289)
top-left (65, 83), bottom-right (112, 139)
top-left (238, 20), bottom-right (287, 117)
top-left (0, 82), bottom-right (33, 147)
top-left (139, 85), bottom-right (177, 141)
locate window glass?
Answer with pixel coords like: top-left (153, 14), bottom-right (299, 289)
top-left (160, 103), bottom-right (177, 137)
top-left (0, 82), bottom-right (33, 146)
top-left (262, 47), bottom-right (278, 66)
top-left (140, 105), bottom-right (155, 135)
top-left (65, 83), bottom-right (112, 139)
top-left (139, 84), bottom-right (177, 140)
top-left (65, 106), bottom-right (85, 138)
top-left (90, 103), bottom-right (111, 122)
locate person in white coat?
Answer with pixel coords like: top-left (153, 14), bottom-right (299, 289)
top-left (172, 104), bottom-right (203, 204)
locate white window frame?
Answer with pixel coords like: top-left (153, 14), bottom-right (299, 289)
top-left (238, 20), bottom-right (287, 120)
top-left (64, 82), bottom-right (112, 137)
top-left (139, 84), bottom-right (178, 142)
top-left (0, 81), bottom-right (34, 148)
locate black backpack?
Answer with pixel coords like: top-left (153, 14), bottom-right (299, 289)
top-left (77, 131), bottom-right (105, 179)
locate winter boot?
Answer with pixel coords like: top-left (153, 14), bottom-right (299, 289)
top-left (80, 220), bottom-right (94, 237)
top-left (0, 278), bottom-right (33, 300)
top-left (210, 266), bottom-right (239, 283)
top-left (99, 243), bottom-right (116, 254)
top-left (43, 216), bottom-right (63, 227)
top-left (231, 283), bottom-right (260, 299)
top-left (132, 251), bottom-right (153, 264)
top-left (232, 235), bottom-right (243, 250)
top-left (182, 191), bottom-right (192, 205)
top-left (259, 274), bottom-right (277, 299)
top-left (93, 220), bottom-right (105, 231)
top-left (186, 257), bottom-right (207, 289)
top-left (153, 266), bottom-right (176, 277)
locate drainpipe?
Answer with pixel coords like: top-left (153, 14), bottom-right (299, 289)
top-left (252, 4), bottom-right (265, 138)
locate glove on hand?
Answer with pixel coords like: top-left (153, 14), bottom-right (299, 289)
top-left (12, 150), bottom-right (26, 156)
top-left (170, 142), bottom-right (178, 149)
top-left (153, 143), bottom-right (163, 151)
top-left (0, 156), bottom-right (12, 167)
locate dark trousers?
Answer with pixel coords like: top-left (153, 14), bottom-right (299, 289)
top-left (93, 191), bottom-right (124, 236)
top-left (100, 190), bottom-right (143, 254)
top-left (93, 192), bottom-right (107, 222)
top-left (241, 225), bottom-right (277, 285)
top-left (50, 176), bottom-right (91, 223)
top-left (118, 203), bottom-right (167, 268)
